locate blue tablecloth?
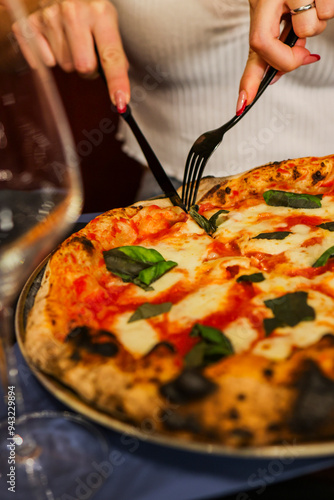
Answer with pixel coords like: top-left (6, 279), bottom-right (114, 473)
top-left (1, 214), bottom-right (334, 500)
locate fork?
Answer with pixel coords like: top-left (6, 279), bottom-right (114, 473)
top-left (182, 27), bottom-right (298, 211)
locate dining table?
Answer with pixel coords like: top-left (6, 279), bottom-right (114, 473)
top-left (1, 213), bottom-right (334, 500)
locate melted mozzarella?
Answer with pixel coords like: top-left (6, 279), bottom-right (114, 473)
top-left (112, 313), bottom-right (159, 358)
top-left (168, 282), bottom-right (231, 327)
top-left (223, 317), bottom-right (258, 353)
top-left (252, 285), bottom-right (334, 360)
top-left (103, 196), bottom-right (334, 360)
top-left (287, 230), bottom-right (334, 267)
top-left (214, 195), bottom-right (334, 270)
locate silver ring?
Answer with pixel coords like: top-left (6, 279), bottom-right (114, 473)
top-left (290, 2), bottom-right (316, 15)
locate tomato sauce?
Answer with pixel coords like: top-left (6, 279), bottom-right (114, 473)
top-left (276, 214), bottom-right (325, 231)
top-left (248, 251), bottom-right (287, 272)
top-left (199, 282), bottom-right (263, 337)
top-left (205, 240), bottom-right (241, 259)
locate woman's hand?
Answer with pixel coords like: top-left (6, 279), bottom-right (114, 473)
top-left (14, 0), bottom-right (130, 110)
top-left (237, 0), bottom-right (334, 114)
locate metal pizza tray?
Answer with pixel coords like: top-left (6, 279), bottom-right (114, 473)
top-left (15, 256), bottom-right (334, 459)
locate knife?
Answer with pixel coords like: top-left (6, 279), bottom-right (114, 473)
top-left (118, 105), bottom-right (186, 210)
top-left (94, 46), bottom-right (186, 211)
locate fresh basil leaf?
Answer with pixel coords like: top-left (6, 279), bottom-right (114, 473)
top-left (185, 323), bottom-right (234, 367)
top-left (184, 342), bottom-right (207, 368)
top-left (189, 206), bottom-right (229, 234)
top-left (103, 248), bottom-right (151, 280)
top-left (189, 323), bottom-right (226, 344)
top-left (132, 278), bottom-right (154, 291)
top-left (317, 222), bottom-right (334, 232)
top-left (114, 245), bottom-right (165, 264)
top-left (263, 190), bottom-right (322, 209)
top-left (312, 245), bottom-right (334, 268)
top-left (128, 302), bottom-right (173, 323)
top-left (236, 272), bottom-right (265, 283)
top-left (263, 318), bottom-right (282, 337)
top-left (138, 260), bottom-right (177, 286)
top-left (253, 231), bottom-right (291, 240)
top-left (263, 291), bottom-right (315, 336)
top-left (208, 209), bottom-right (229, 229)
top-left (103, 245), bottom-right (178, 290)
top-left (189, 205), bottom-right (215, 234)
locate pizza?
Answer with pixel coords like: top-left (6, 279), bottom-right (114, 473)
top-left (24, 154), bottom-right (334, 449)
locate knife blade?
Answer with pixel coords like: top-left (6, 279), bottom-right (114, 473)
top-left (118, 105), bottom-right (186, 210)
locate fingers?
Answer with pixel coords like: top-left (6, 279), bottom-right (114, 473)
top-left (88, 2), bottom-right (130, 107)
top-left (238, 0), bottom-right (327, 111)
top-left (316, 0), bottom-right (334, 20)
top-left (237, 49), bottom-right (266, 111)
top-left (16, 0), bottom-right (130, 108)
top-left (238, 37), bottom-right (311, 108)
top-left (289, 1), bottom-right (327, 38)
top-left (249, 1), bottom-right (310, 73)
top-left (38, 4), bottom-right (74, 71)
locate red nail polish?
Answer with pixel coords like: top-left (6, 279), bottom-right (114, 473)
top-left (309, 53), bottom-right (321, 61)
top-left (114, 90), bottom-right (127, 113)
top-left (236, 90), bottom-right (247, 116)
top-left (236, 99), bottom-right (247, 116)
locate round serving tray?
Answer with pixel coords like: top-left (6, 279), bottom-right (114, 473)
top-left (15, 256), bottom-right (334, 459)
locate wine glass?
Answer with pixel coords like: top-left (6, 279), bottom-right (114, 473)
top-left (0, 1), bottom-right (109, 498)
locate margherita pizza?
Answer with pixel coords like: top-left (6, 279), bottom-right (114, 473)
top-left (24, 154), bottom-right (334, 449)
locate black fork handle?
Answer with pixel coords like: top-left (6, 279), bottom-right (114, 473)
top-left (183, 27), bottom-right (298, 209)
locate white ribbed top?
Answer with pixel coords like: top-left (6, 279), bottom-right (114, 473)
top-left (111, 0), bottom-right (334, 180)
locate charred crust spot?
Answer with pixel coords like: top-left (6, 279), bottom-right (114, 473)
top-left (160, 369), bottom-right (218, 404)
top-left (290, 359), bottom-right (334, 435)
top-left (228, 408), bottom-right (240, 420)
top-left (229, 428), bottom-right (254, 443)
top-left (145, 341), bottom-right (176, 356)
top-left (293, 168), bottom-right (301, 180)
top-left (321, 333), bottom-right (334, 345)
top-left (161, 410), bottom-right (202, 434)
top-left (263, 367), bottom-right (274, 379)
top-left (66, 326), bottom-right (119, 358)
top-left (148, 377), bottom-right (160, 384)
top-left (141, 419), bottom-right (155, 432)
top-left (312, 170), bottom-right (326, 185)
top-left (321, 162), bottom-right (325, 167)
top-left (115, 403), bottom-right (126, 415)
top-left (206, 183), bottom-right (222, 196)
top-left (70, 236), bottom-right (95, 254)
top-left (267, 422), bottom-right (282, 433)
top-left (70, 350), bottom-right (81, 361)
top-left (237, 393), bottom-right (246, 401)
top-left (225, 187), bottom-right (231, 194)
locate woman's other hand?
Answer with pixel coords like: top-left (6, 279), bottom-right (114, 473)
top-left (237, 0), bottom-right (334, 113)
